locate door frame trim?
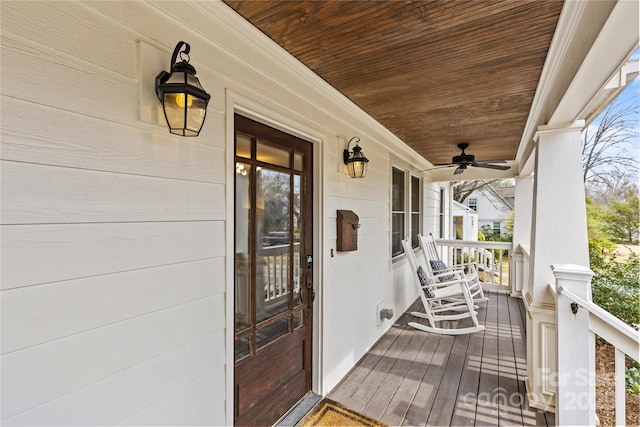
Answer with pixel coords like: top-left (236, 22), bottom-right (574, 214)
top-left (224, 90), bottom-right (325, 425)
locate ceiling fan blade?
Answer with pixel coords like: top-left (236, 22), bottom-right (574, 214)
top-left (454, 166), bottom-right (465, 175)
top-left (470, 162), bottom-right (511, 170)
top-left (474, 159), bottom-right (508, 164)
top-left (420, 164), bottom-right (456, 172)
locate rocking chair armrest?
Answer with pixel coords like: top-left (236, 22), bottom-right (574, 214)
top-left (430, 282), bottom-right (469, 299)
top-left (431, 270), bottom-right (465, 281)
top-left (428, 276), bottom-right (468, 289)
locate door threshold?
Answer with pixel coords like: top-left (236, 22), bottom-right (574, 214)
top-left (274, 392), bottom-right (322, 427)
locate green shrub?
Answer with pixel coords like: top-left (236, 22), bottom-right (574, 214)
top-left (589, 241), bottom-right (640, 330)
top-left (627, 367), bottom-right (640, 396)
top-left (590, 240), bottom-right (640, 396)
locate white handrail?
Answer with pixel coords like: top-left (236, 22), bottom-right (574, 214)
top-left (436, 239), bottom-right (513, 250)
top-left (556, 284), bottom-right (639, 426)
top-left (557, 286), bottom-right (640, 360)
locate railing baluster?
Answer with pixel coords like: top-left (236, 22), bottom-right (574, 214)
top-left (615, 347), bottom-right (625, 426)
top-left (261, 243), bottom-right (298, 302)
top-left (278, 253), bottom-right (283, 297)
top-left (433, 239), bottom-right (512, 288)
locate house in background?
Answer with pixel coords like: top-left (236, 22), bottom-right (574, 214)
top-left (1, 1), bottom-right (638, 426)
top-left (465, 181), bottom-right (515, 237)
top-left (452, 200), bottom-right (478, 241)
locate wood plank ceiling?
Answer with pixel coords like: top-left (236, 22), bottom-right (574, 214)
top-left (223, 0), bottom-right (564, 166)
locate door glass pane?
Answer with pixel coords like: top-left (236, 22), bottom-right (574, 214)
top-left (257, 140), bottom-right (290, 168)
top-left (256, 169), bottom-right (291, 324)
top-left (256, 317), bottom-right (290, 350)
top-left (294, 153), bottom-right (304, 171)
top-left (236, 132), bottom-right (252, 158)
top-left (235, 335), bottom-right (250, 361)
top-left (235, 162), bottom-right (252, 332)
top-left (293, 175), bottom-right (302, 307)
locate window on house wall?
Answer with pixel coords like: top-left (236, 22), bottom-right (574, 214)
top-left (391, 167), bottom-right (405, 257)
top-left (454, 216), bottom-right (463, 240)
top-left (439, 187), bottom-right (445, 238)
top-left (392, 168), bottom-right (423, 257)
top-left (493, 221), bottom-right (501, 234)
top-left (411, 175), bottom-right (421, 248)
top-left (468, 198), bottom-right (477, 211)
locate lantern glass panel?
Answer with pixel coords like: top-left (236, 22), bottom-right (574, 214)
top-left (187, 74), bottom-right (204, 89)
top-left (186, 96), bottom-right (207, 132)
top-left (167, 71), bottom-right (187, 84)
top-left (347, 160), bottom-right (367, 178)
top-left (163, 93), bottom-right (186, 131)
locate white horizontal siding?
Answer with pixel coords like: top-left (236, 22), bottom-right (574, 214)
top-left (1, 161), bottom-right (224, 224)
top-left (1, 0), bottom-right (443, 423)
top-left (423, 182), bottom-right (447, 238)
top-left (3, 331), bottom-right (225, 426)
top-left (1, 258), bottom-right (224, 354)
top-left (2, 98), bottom-right (225, 182)
top-left (1, 222), bottom-right (223, 290)
top-left (1, 0), bottom-right (228, 423)
top-left (118, 369), bottom-right (226, 426)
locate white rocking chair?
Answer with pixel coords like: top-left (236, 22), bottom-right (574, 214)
top-left (418, 233), bottom-right (488, 303)
top-left (401, 239), bottom-right (485, 335)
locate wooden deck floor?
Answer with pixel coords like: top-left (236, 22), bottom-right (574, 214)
top-left (326, 291), bottom-right (555, 426)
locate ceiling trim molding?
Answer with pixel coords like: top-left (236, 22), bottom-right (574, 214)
top-left (515, 0), bottom-right (590, 168)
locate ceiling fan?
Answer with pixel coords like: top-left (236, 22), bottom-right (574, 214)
top-left (429, 143), bottom-right (511, 175)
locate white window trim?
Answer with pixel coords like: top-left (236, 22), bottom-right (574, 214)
top-left (391, 166), bottom-right (406, 259)
top-left (390, 163), bottom-right (423, 261)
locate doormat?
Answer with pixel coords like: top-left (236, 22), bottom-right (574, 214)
top-left (296, 398), bottom-right (387, 427)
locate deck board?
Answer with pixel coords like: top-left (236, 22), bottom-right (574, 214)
top-left (450, 295), bottom-right (489, 426)
top-left (380, 323), bottom-right (440, 425)
top-left (327, 291), bottom-right (553, 426)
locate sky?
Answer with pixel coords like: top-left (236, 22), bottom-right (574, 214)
top-left (582, 46), bottom-right (640, 185)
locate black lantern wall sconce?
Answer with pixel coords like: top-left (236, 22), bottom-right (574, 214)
top-left (155, 41), bottom-right (211, 137)
top-left (343, 137), bottom-right (369, 178)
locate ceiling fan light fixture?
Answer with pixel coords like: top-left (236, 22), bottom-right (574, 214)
top-left (426, 143), bottom-right (511, 175)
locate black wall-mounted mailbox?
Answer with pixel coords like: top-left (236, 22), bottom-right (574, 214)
top-left (337, 210), bottom-right (359, 252)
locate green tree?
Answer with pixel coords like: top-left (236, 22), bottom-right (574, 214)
top-left (586, 197), bottom-right (611, 243)
top-left (503, 210), bottom-right (514, 240)
top-left (604, 188), bottom-right (640, 243)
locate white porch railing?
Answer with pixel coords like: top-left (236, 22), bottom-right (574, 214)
top-left (434, 239), bottom-right (513, 287)
top-left (510, 244), bottom-right (530, 297)
top-left (550, 265), bottom-right (640, 426)
top-left (259, 243), bottom-right (301, 301)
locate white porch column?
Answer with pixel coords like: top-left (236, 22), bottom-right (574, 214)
top-left (510, 175), bottom-right (534, 297)
top-left (551, 264), bottom-right (596, 427)
top-left (525, 121), bottom-right (589, 412)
